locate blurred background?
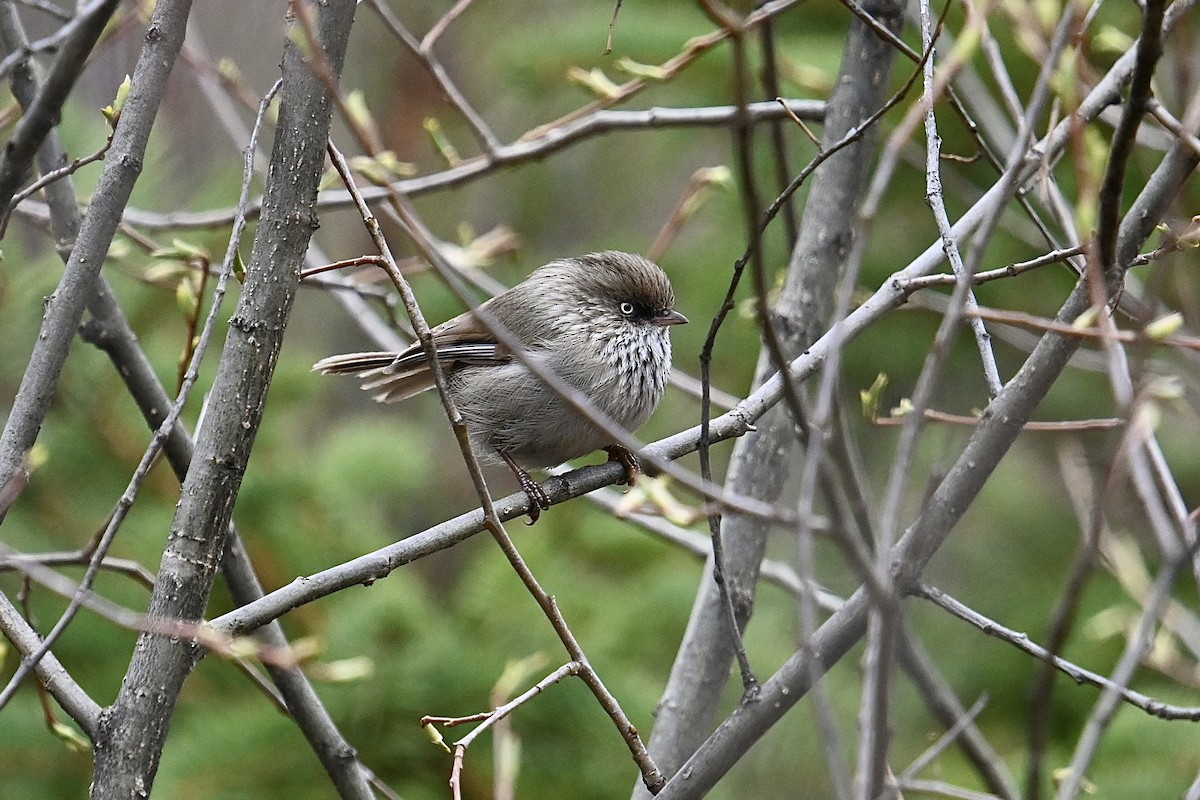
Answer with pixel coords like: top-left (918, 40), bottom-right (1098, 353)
top-left (2, 0), bottom-right (1199, 798)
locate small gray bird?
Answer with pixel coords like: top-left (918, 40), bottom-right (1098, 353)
top-left (313, 251), bottom-right (687, 522)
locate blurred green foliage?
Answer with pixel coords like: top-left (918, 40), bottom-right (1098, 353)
top-left (3, 1), bottom-right (1200, 799)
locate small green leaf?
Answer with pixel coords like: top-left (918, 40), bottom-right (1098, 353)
top-left (286, 24), bottom-right (313, 60)
top-left (615, 57), bottom-right (668, 80)
top-left (217, 57), bottom-right (243, 84)
top-left (150, 238), bottom-right (209, 262)
top-left (374, 150), bottom-right (416, 177)
top-left (424, 118), bottom-right (461, 167)
top-left (423, 722), bottom-right (452, 754)
top-left (1178, 216), bottom-right (1200, 248)
top-left (232, 249), bottom-right (247, 284)
top-left (860, 373), bottom-right (889, 421)
top-left (28, 443), bottom-right (48, 470)
top-left (1144, 312), bottom-right (1182, 340)
top-left (567, 66), bottom-right (621, 99)
top-left (171, 238), bottom-right (209, 261)
top-left (175, 277), bottom-right (200, 316)
top-left (225, 636), bottom-right (261, 661)
top-left (1093, 25), bottom-right (1134, 54)
top-left (890, 397), bottom-right (914, 418)
top-left (101, 75), bottom-right (132, 129)
top-left (144, 260), bottom-right (191, 285)
top-left (309, 656), bottom-right (375, 683)
top-left (1146, 374), bottom-right (1183, 401)
top-left (345, 90), bottom-right (382, 145)
top-left (348, 152), bottom-right (416, 186)
top-left (696, 165), bottom-right (734, 191)
top-left (676, 166), bottom-right (733, 221)
top-left (1071, 305), bottom-right (1100, 330)
top-left (107, 239), bottom-right (130, 260)
top-left (50, 721), bottom-right (91, 753)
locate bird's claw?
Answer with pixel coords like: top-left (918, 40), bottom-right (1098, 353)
top-left (517, 473), bottom-right (551, 525)
top-left (500, 452), bottom-right (551, 524)
top-left (604, 445), bottom-right (642, 486)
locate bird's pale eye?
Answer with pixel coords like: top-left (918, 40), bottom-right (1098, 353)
top-left (619, 301), bottom-right (636, 316)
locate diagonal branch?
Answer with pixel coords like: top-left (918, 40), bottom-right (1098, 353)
top-left (638, 1), bottom-right (909, 792)
top-left (89, 3), bottom-right (358, 797)
top-left (648, 5), bottom-right (1196, 793)
top-left (0, 582), bottom-right (99, 735)
top-left (0, 0), bottom-right (187, 509)
top-left (916, 583), bottom-right (1200, 722)
top-left (0, 0), bottom-right (119, 213)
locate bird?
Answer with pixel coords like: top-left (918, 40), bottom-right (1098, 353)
top-left (313, 251), bottom-right (687, 522)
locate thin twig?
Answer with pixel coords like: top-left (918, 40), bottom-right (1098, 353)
top-left (1096, 0), bottom-right (1167, 279)
top-left (444, 661), bottom-right (583, 796)
top-left (324, 137), bottom-right (670, 790)
top-left (0, 548), bottom-right (156, 589)
top-left (870, 408), bottom-right (1124, 432)
top-left (0, 588), bottom-right (100, 735)
top-left (0, 130), bottom-right (111, 236)
top-left (900, 694), bottom-right (991, 781)
top-left (0, 0), bottom-right (120, 210)
top-left (108, 99), bottom-right (825, 231)
top-left (916, 582), bottom-right (1200, 722)
top-left (895, 246), bottom-right (1085, 293)
top-left (701, 0), bottom-right (761, 697)
top-left (420, 0), bottom-right (474, 53)
top-left (366, 0), bottom-right (499, 153)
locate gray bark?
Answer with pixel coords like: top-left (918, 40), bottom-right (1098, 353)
top-left (651, 17), bottom-right (1198, 794)
top-left (89, 2), bottom-right (358, 797)
top-left (0, 0), bottom-right (189, 511)
top-left (634, 0), bottom-right (906, 791)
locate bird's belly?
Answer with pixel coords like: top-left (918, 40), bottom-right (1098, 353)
top-left (451, 358), bottom-right (661, 469)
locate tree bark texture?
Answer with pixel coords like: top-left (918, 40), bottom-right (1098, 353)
top-left (90, 3), bottom-right (358, 797)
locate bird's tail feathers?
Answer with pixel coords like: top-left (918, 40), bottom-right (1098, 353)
top-left (312, 351), bottom-right (399, 375)
top-left (313, 351), bottom-right (436, 404)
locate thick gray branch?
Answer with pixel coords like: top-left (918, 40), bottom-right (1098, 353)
top-left (89, 3), bottom-right (357, 798)
top-left (635, 0), bottom-right (906, 790)
top-left (0, 0), bottom-right (187, 506)
top-left (77, 108), bottom-right (376, 800)
top-left (651, 19), bottom-right (1198, 797)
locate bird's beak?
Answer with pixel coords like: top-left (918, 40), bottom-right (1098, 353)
top-left (652, 309), bottom-right (689, 327)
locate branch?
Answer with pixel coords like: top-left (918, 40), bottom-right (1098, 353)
top-left (0, 586), bottom-right (100, 736)
top-left (649, 7), bottom-right (1197, 790)
top-left (916, 584), bottom-right (1200, 722)
top-left (639, 0), bottom-right (910, 790)
top-left (89, 3), bottom-right (357, 797)
top-left (0, 0), bottom-right (120, 213)
top-left (0, 54), bottom-right (276, 720)
top-left (73, 73), bottom-right (379, 797)
top-left (1096, 0), bottom-right (1167, 278)
top-left (110, 100), bottom-right (825, 230)
top-left (0, 0), bottom-right (187, 507)
top-left (206, 0), bottom-right (1195, 644)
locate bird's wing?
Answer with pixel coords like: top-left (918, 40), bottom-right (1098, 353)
top-left (312, 307), bottom-right (513, 404)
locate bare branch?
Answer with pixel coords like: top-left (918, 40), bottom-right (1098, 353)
top-left (0, 587), bottom-right (99, 736)
top-left (0, 0), bottom-right (187, 504)
top-left (108, 100), bottom-right (825, 231)
top-left (916, 584), bottom-right (1200, 722)
top-left (90, 4), bottom-right (358, 796)
top-left (0, 0), bottom-right (119, 211)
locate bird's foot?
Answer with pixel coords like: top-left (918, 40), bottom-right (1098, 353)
top-left (604, 445), bottom-right (642, 486)
top-left (500, 453), bottom-right (551, 524)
